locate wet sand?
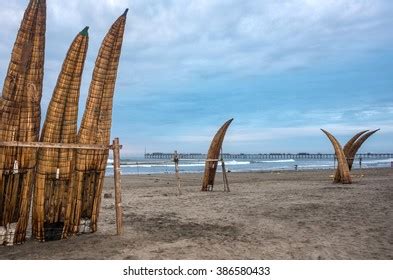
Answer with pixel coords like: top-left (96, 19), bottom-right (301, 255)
top-left (1, 168), bottom-right (392, 259)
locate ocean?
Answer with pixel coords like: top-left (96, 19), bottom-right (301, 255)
top-left (105, 157), bottom-right (393, 176)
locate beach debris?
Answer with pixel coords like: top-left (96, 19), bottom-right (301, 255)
top-left (0, 0), bottom-right (46, 245)
top-left (321, 129), bottom-right (379, 184)
top-left (32, 27), bottom-right (89, 242)
top-left (202, 119), bottom-right (233, 191)
top-left (66, 10), bottom-right (128, 236)
top-left (78, 218), bottom-right (92, 234)
top-left (104, 193), bottom-right (113, 199)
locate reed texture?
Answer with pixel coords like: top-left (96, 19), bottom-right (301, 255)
top-left (333, 129), bottom-right (379, 183)
top-left (333, 130), bottom-right (367, 182)
top-left (0, 0), bottom-right (46, 245)
top-left (321, 129), bottom-right (352, 184)
top-left (32, 28), bottom-right (89, 241)
top-left (202, 118), bottom-right (233, 191)
top-left (347, 129), bottom-right (380, 169)
top-left (65, 10), bottom-right (128, 235)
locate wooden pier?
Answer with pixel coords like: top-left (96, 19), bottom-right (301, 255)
top-left (145, 152), bottom-right (393, 160)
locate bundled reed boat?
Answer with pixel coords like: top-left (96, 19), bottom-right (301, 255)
top-left (332, 129), bottom-right (380, 183)
top-left (32, 27), bottom-right (89, 242)
top-left (321, 129), bottom-right (379, 184)
top-left (202, 119), bottom-right (233, 191)
top-left (0, 0), bottom-right (46, 245)
top-left (65, 10), bottom-right (128, 235)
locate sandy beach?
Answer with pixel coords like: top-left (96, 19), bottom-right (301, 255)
top-left (0, 168), bottom-right (392, 260)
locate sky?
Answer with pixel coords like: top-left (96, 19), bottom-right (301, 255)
top-left (0, 0), bottom-right (392, 156)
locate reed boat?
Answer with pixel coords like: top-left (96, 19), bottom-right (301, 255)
top-left (333, 129), bottom-right (379, 183)
top-left (202, 118), bottom-right (233, 191)
top-left (65, 10), bottom-right (128, 235)
top-left (0, 0), bottom-right (46, 245)
top-left (32, 27), bottom-right (89, 241)
top-left (321, 129), bottom-right (352, 184)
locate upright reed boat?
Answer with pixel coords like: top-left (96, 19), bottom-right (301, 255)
top-left (33, 27), bottom-right (89, 241)
top-left (0, 0), bottom-right (46, 245)
top-left (202, 119), bottom-right (233, 191)
top-left (65, 10), bottom-right (128, 235)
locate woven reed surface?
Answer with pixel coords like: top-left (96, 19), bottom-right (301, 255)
top-left (202, 119), bottom-right (233, 191)
top-left (32, 29), bottom-right (88, 241)
top-left (333, 129), bottom-right (379, 183)
top-left (321, 129), bottom-right (352, 184)
top-left (66, 11), bottom-right (128, 235)
top-left (0, 0), bottom-right (46, 244)
top-left (334, 130), bottom-right (368, 182)
top-left (347, 129), bottom-right (379, 169)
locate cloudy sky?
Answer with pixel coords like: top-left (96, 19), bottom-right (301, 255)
top-left (1, 0), bottom-right (392, 156)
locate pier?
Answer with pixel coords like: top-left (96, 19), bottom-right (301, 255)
top-left (144, 152), bottom-right (393, 160)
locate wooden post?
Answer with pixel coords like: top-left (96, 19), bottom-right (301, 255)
top-left (173, 150), bottom-right (182, 195)
top-left (220, 148), bottom-right (230, 192)
top-left (113, 138), bottom-right (123, 235)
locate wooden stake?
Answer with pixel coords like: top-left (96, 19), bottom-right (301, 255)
top-left (220, 148), bottom-right (230, 192)
top-left (221, 160), bottom-right (230, 192)
top-left (113, 138), bottom-right (123, 235)
top-left (173, 150), bottom-right (181, 195)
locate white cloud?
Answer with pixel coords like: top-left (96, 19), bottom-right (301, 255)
top-left (2, 0), bottom-right (391, 94)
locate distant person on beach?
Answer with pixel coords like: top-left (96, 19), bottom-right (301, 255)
top-left (173, 151), bottom-right (179, 164)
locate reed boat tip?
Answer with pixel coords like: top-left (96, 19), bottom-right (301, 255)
top-left (80, 26), bottom-right (89, 36)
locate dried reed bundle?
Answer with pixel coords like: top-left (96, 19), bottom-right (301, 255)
top-left (65, 10), bottom-right (128, 235)
top-left (333, 130), bottom-right (368, 182)
top-left (346, 129), bottom-right (379, 169)
top-left (32, 28), bottom-right (89, 242)
top-left (321, 129), bottom-right (352, 184)
top-left (333, 129), bottom-right (379, 183)
top-left (202, 118), bottom-right (233, 191)
top-left (0, 0), bottom-right (46, 245)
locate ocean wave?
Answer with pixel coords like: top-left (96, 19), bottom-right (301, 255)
top-left (254, 159), bottom-right (295, 163)
top-left (362, 158), bottom-right (393, 164)
top-left (108, 160), bottom-right (251, 169)
top-left (225, 160), bottom-right (250, 165)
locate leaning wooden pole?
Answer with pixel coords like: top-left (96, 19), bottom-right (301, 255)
top-left (67, 9), bottom-right (128, 235)
top-left (0, 0), bottom-right (46, 245)
top-left (321, 129), bottom-right (351, 184)
top-left (33, 27), bottom-right (89, 242)
top-left (113, 138), bottom-right (123, 236)
top-left (221, 155), bottom-right (230, 192)
top-left (202, 118), bottom-right (233, 191)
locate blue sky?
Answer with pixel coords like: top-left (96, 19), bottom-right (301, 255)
top-left (1, 0), bottom-right (392, 155)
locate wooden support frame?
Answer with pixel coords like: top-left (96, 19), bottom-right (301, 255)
top-left (204, 157), bottom-right (230, 192)
top-left (0, 141), bottom-right (111, 150)
top-left (112, 138), bottom-right (123, 235)
top-left (0, 138), bottom-right (124, 236)
top-left (172, 150), bottom-right (230, 193)
top-left (220, 148), bottom-right (230, 192)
